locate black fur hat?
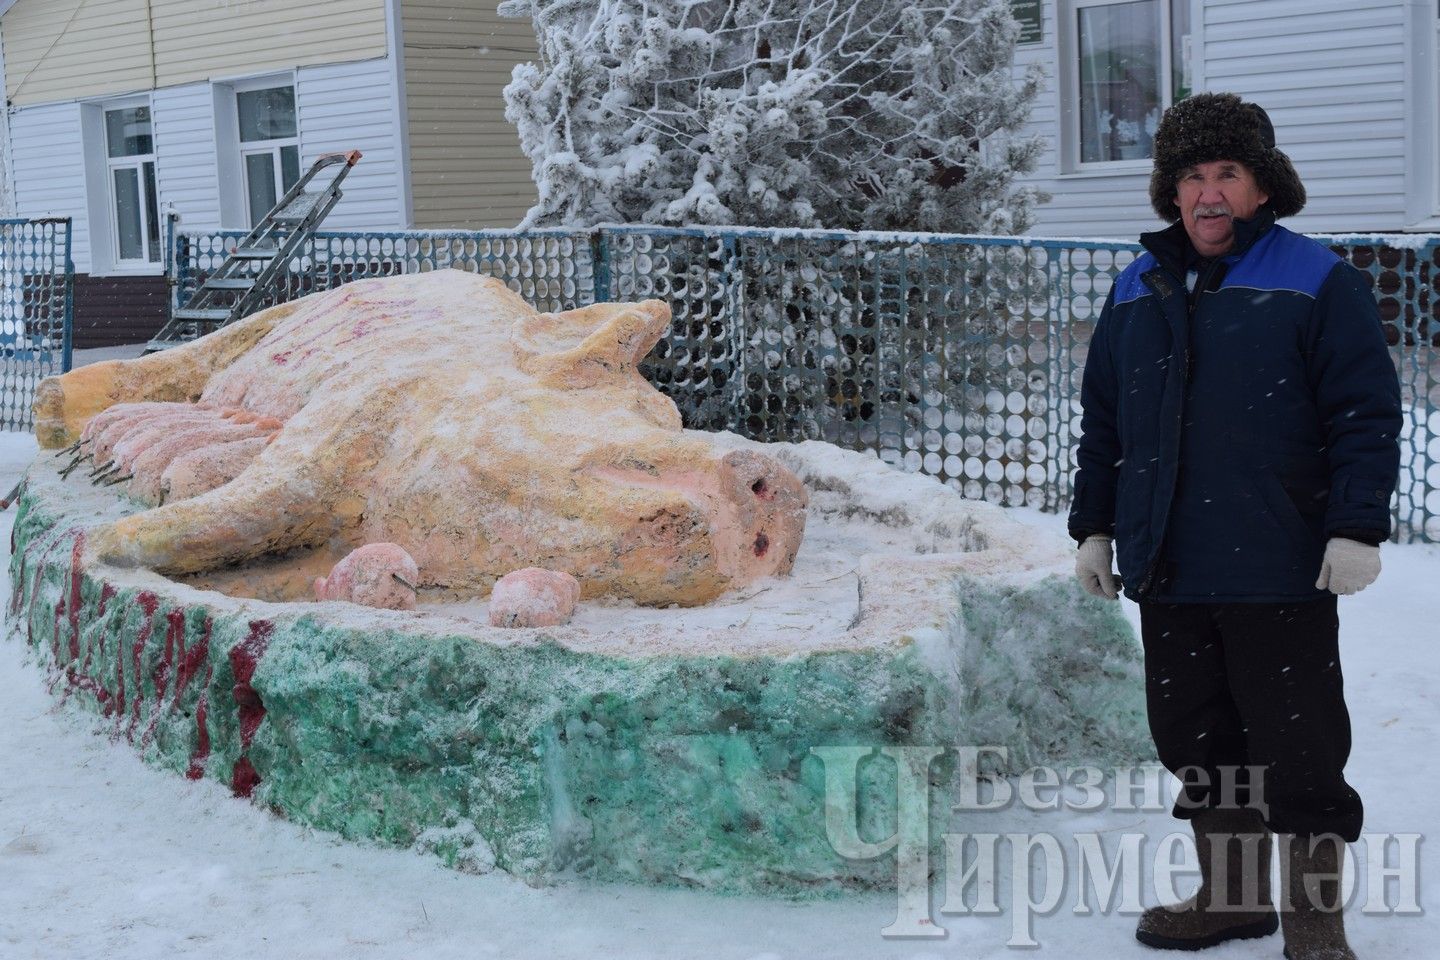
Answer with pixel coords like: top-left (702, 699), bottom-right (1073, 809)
top-left (1149, 92), bottom-right (1306, 221)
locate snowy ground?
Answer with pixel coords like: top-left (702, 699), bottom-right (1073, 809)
top-left (70, 344), bottom-right (148, 367)
top-left (1, 430), bottom-right (1435, 960)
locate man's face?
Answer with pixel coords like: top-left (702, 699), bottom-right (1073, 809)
top-left (1175, 160), bottom-right (1270, 257)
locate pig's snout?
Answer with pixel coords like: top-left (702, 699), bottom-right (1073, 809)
top-left (584, 445), bottom-right (808, 598)
top-left (712, 450), bottom-right (808, 578)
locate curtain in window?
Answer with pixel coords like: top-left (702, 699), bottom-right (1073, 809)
top-left (1078, 0), bottom-right (1161, 163)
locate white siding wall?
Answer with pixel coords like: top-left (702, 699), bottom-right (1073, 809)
top-left (6, 57), bottom-right (405, 275)
top-left (1009, 2), bottom-right (1158, 239)
top-left (1012, 0), bottom-right (1411, 238)
top-left (1201, 0), bottom-right (1407, 233)
top-left (297, 58), bottom-right (404, 230)
top-left (8, 103), bottom-right (91, 271)
top-left (153, 83), bottom-right (221, 232)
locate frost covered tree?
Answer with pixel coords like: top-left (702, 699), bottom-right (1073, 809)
top-left (500, 0), bottom-right (1045, 232)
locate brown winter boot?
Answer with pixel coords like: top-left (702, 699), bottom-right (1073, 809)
top-left (1280, 835), bottom-right (1358, 960)
top-left (1135, 807), bottom-right (1279, 950)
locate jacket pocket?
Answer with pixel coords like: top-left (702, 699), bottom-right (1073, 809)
top-left (1255, 470), bottom-right (1321, 549)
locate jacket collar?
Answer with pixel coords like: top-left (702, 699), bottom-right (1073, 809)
top-left (1139, 206), bottom-right (1277, 280)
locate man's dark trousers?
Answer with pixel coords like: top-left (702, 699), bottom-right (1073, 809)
top-left (1138, 595), bottom-right (1362, 842)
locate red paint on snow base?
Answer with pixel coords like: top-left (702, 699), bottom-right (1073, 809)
top-left (228, 619), bottom-right (275, 798)
top-left (152, 608), bottom-right (186, 705)
top-left (187, 676), bottom-right (213, 780)
top-left (64, 582), bottom-right (115, 712)
top-left (127, 592), bottom-right (161, 739)
top-left (42, 571), bottom-right (225, 782)
top-left (230, 756), bottom-right (261, 797)
top-left (66, 532), bottom-right (84, 659)
top-left (10, 456), bottom-right (301, 810)
top-left (178, 618), bottom-right (214, 779)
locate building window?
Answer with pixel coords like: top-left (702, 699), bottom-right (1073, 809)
top-left (237, 84), bottom-right (300, 227)
top-left (104, 104), bottom-right (160, 264)
top-left (1069, 0), bottom-right (1191, 167)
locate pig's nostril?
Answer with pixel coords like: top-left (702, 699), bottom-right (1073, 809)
top-left (750, 477), bottom-right (771, 499)
top-left (753, 532), bottom-right (769, 557)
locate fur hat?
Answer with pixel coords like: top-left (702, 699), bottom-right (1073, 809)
top-left (1149, 93), bottom-right (1305, 221)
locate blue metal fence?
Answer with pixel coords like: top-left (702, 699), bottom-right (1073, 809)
top-left (0, 218), bottom-right (72, 431)
top-left (172, 225), bottom-right (1439, 543)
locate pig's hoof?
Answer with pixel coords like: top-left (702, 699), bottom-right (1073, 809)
top-left (489, 568), bottom-right (581, 628)
top-left (316, 543), bottom-right (420, 610)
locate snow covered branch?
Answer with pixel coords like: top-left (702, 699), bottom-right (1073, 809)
top-left (502, 0), bottom-right (1045, 232)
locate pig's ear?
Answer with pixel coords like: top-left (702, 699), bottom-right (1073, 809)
top-left (511, 300), bottom-right (671, 389)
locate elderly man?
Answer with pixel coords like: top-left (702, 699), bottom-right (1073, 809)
top-left (1069, 93), bottom-right (1401, 960)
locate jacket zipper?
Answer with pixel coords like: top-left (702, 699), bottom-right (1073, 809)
top-left (1134, 259), bottom-right (1223, 600)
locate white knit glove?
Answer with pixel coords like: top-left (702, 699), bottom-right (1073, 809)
top-left (1075, 535), bottom-right (1119, 600)
top-left (1315, 537), bottom-right (1381, 595)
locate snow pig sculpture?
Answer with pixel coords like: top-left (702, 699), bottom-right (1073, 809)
top-left (34, 270), bottom-right (808, 606)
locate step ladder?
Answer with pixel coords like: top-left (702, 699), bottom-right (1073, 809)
top-left (146, 149), bottom-right (363, 352)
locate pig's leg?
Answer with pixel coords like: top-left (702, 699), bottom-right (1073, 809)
top-left (160, 434), bottom-right (273, 503)
top-left (127, 425), bottom-right (273, 503)
top-left (90, 413), bottom-right (219, 482)
top-left (59, 403), bottom-right (186, 476)
top-left (33, 297), bottom-right (302, 449)
top-left (83, 410), bottom-right (175, 475)
top-left (110, 411), bottom-right (229, 471)
top-left (89, 464), bottom-right (332, 576)
top-left (80, 401), bottom-right (194, 444)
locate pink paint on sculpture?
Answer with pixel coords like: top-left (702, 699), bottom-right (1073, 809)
top-left (161, 434), bottom-right (275, 503)
top-left (488, 568), bottom-right (581, 628)
top-left (127, 423), bottom-right (276, 502)
top-left (314, 543), bottom-right (420, 611)
top-left (36, 270), bottom-right (809, 607)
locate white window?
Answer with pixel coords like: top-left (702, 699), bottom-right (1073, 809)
top-left (104, 103), bottom-right (160, 265)
top-left (236, 83), bottom-right (300, 227)
top-left (1064, 0), bottom-right (1191, 170)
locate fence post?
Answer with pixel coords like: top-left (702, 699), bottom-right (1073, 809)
top-left (720, 233), bottom-right (745, 432)
top-left (1047, 245), bottom-right (1065, 513)
top-left (591, 229), bottom-right (611, 303)
top-left (61, 225), bottom-right (73, 374)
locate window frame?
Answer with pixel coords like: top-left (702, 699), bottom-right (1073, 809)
top-left (102, 96), bottom-right (161, 270)
top-left (1060, 0), bottom-right (1189, 174)
top-left (234, 77), bottom-right (301, 227)
top-left (210, 72), bottom-right (300, 230)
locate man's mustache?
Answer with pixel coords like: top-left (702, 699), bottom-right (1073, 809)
top-left (1193, 204), bottom-right (1231, 218)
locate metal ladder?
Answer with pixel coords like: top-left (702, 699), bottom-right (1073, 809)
top-left (147, 149), bottom-right (362, 352)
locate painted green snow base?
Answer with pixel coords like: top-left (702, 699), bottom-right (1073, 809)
top-left (9, 462), bottom-right (1150, 897)
top-left (952, 573), bottom-right (1152, 773)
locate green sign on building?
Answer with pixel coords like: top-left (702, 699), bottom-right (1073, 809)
top-left (1012, 0), bottom-right (1042, 44)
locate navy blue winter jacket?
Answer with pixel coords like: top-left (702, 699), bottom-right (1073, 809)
top-left (1067, 210), bottom-right (1402, 602)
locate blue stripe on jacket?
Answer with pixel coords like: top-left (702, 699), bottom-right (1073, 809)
top-left (1068, 216), bottom-right (1402, 602)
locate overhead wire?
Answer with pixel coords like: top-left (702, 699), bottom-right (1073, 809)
top-left (10, 0), bottom-right (93, 102)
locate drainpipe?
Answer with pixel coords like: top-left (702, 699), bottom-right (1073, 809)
top-left (385, 0), bottom-right (414, 230)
